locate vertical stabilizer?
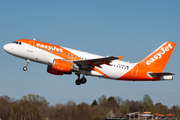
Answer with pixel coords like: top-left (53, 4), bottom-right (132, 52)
top-left (139, 41), bottom-right (176, 72)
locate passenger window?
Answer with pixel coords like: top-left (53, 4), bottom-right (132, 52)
top-left (19, 42), bottom-right (22, 45)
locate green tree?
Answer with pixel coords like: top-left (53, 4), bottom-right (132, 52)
top-left (142, 94), bottom-right (157, 114)
top-left (55, 103), bottom-right (63, 107)
top-left (91, 100), bottom-right (98, 107)
top-left (143, 94), bottom-right (153, 106)
top-left (12, 100), bottom-right (41, 120)
top-left (97, 95), bottom-right (107, 105)
top-left (22, 94), bottom-right (49, 107)
top-left (120, 100), bottom-right (130, 116)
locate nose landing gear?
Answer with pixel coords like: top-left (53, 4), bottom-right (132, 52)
top-left (23, 60), bottom-right (30, 71)
top-left (75, 73), bottom-right (87, 85)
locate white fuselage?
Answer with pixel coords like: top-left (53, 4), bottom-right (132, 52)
top-left (4, 42), bottom-right (137, 80)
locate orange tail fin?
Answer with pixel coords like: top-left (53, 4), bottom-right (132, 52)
top-left (139, 41), bottom-right (176, 72)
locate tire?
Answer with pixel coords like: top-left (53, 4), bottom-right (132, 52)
top-left (81, 77), bottom-right (87, 84)
top-left (23, 67), bottom-right (27, 71)
top-left (75, 79), bottom-right (81, 85)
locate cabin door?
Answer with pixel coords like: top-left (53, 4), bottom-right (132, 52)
top-left (27, 41), bottom-right (34, 52)
top-left (131, 66), bottom-right (138, 77)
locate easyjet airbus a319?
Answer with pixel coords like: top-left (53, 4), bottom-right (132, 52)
top-left (3, 39), bottom-right (176, 85)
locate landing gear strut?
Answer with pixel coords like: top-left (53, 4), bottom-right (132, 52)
top-left (75, 73), bottom-right (87, 85)
top-left (23, 60), bottom-right (30, 71)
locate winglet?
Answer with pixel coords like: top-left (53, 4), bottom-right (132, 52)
top-left (118, 56), bottom-right (124, 61)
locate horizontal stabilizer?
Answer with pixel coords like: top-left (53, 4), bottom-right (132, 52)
top-left (148, 72), bottom-right (175, 80)
top-left (149, 72), bottom-right (175, 77)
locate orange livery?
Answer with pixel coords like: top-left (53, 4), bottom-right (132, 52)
top-left (3, 39), bottom-right (176, 85)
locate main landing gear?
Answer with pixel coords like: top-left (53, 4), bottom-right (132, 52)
top-left (75, 73), bottom-right (87, 85)
top-left (23, 59), bottom-right (30, 71)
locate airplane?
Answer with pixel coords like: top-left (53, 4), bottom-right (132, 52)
top-left (3, 39), bottom-right (176, 85)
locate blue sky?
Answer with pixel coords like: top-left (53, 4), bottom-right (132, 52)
top-left (1, 1), bottom-right (180, 108)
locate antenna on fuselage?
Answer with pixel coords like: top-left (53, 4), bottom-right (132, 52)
top-left (33, 38), bottom-right (36, 40)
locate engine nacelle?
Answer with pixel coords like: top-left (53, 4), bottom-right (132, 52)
top-left (47, 65), bottom-right (65, 75)
top-left (47, 59), bottom-right (79, 75)
top-left (53, 59), bottom-right (78, 72)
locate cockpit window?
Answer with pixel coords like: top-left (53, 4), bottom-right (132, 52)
top-left (12, 41), bottom-right (22, 45)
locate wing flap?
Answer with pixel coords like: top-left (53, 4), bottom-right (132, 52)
top-left (74, 56), bottom-right (119, 69)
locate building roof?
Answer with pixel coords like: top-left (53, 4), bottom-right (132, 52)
top-left (127, 112), bottom-right (140, 116)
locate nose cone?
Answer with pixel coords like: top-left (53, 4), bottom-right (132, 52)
top-left (3, 44), bottom-right (8, 52)
top-left (3, 44), bottom-right (11, 53)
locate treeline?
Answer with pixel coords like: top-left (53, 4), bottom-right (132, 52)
top-left (0, 94), bottom-right (180, 120)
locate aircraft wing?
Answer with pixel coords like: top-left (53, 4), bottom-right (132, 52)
top-left (73, 56), bottom-right (120, 69)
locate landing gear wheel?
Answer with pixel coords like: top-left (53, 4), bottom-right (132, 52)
top-left (75, 79), bottom-right (81, 85)
top-left (23, 66), bottom-right (27, 71)
top-left (75, 73), bottom-right (87, 85)
top-left (81, 77), bottom-right (87, 84)
top-left (23, 59), bottom-right (30, 71)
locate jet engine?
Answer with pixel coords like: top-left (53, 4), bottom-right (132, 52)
top-left (47, 59), bottom-right (79, 75)
top-left (47, 65), bottom-right (65, 75)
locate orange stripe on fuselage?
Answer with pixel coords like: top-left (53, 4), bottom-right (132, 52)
top-left (117, 63), bottom-right (160, 81)
top-left (17, 39), bottom-right (82, 61)
top-left (17, 39), bottom-right (110, 78)
top-left (94, 67), bottom-right (109, 78)
top-left (118, 41), bottom-right (176, 81)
